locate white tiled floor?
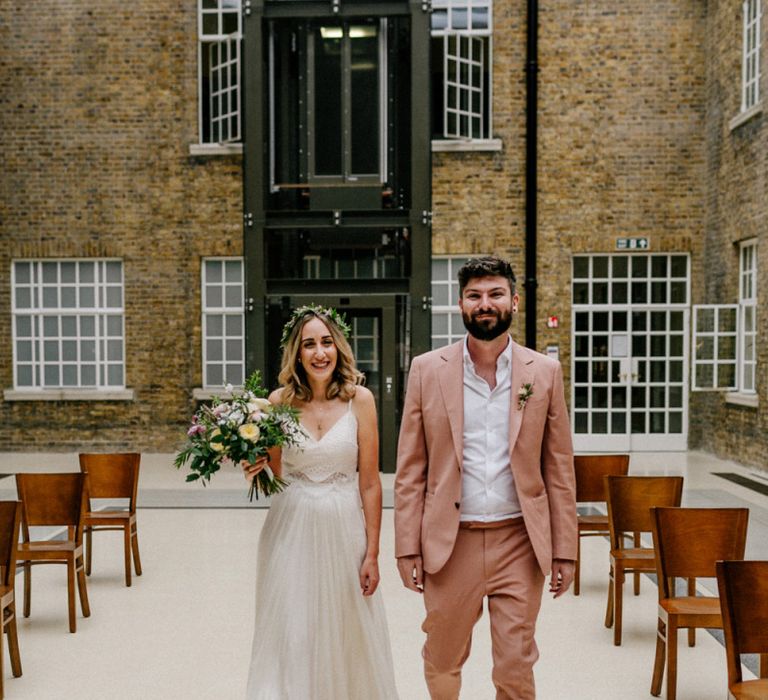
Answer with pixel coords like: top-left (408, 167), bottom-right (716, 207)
top-left (0, 450), bottom-right (764, 699)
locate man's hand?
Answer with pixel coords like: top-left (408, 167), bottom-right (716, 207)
top-left (549, 558), bottom-right (575, 598)
top-left (397, 555), bottom-right (424, 593)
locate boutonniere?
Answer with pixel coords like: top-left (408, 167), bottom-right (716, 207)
top-left (517, 382), bottom-right (534, 410)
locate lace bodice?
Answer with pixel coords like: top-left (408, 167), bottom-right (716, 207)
top-left (282, 404), bottom-right (358, 484)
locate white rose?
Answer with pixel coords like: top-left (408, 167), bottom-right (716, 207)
top-left (238, 423), bottom-right (261, 442)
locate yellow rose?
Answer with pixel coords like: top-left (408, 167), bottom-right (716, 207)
top-left (210, 428), bottom-right (226, 452)
top-left (252, 398), bottom-right (272, 412)
top-left (238, 423), bottom-right (261, 442)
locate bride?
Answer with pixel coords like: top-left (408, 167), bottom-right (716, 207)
top-left (242, 305), bottom-right (399, 699)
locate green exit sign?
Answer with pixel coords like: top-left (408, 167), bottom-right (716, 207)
top-left (615, 237), bottom-right (649, 250)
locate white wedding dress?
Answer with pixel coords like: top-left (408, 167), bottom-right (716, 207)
top-left (245, 402), bottom-right (399, 699)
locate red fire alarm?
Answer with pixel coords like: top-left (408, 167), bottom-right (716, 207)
top-left (547, 316), bottom-right (559, 329)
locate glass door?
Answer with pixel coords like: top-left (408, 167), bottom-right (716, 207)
top-left (571, 254), bottom-right (689, 452)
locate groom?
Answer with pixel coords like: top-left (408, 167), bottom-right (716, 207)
top-left (395, 256), bottom-right (577, 699)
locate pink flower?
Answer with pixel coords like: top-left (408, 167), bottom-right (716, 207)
top-left (187, 424), bottom-right (206, 437)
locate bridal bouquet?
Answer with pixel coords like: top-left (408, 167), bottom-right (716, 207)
top-left (174, 372), bottom-right (304, 501)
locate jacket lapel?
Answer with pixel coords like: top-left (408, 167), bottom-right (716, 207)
top-left (509, 341), bottom-right (535, 455)
top-left (437, 341), bottom-right (464, 469)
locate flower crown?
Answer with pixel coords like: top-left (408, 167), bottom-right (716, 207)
top-left (280, 304), bottom-right (352, 348)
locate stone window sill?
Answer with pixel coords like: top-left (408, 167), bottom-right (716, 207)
top-left (188, 143), bottom-right (243, 157)
top-left (729, 102), bottom-right (763, 131)
top-left (432, 138), bottom-right (503, 153)
top-left (3, 389), bottom-right (135, 402)
top-left (725, 391), bottom-right (759, 408)
top-left (192, 387), bottom-right (233, 400)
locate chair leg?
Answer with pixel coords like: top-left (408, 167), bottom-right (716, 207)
top-left (23, 562), bottom-right (31, 619)
top-left (131, 524), bottom-right (142, 577)
top-left (67, 556), bottom-right (77, 633)
top-left (1, 609), bottom-right (5, 700)
top-left (687, 578), bottom-right (696, 647)
top-left (651, 617), bottom-right (666, 696)
top-left (633, 532), bottom-right (641, 595)
top-left (666, 617), bottom-right (678, 700)
top-left (76, 554), bottom-right (91, 619)
top-left (605, 563), bottom-right (614, 628)
top-left (123, 524), bottom-right (132, 587)
top-left (85, 527), bottom-right (92, 576)
top-left (7, 606), bottom-right (22, 678)
top-left (614, 565), bottom-right (625, 646)
top-left (574, 535), bottom-right (581, 596)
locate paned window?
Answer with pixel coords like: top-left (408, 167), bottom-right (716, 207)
top-left (742, 0), bottom-right (762, 111)
top-left (431, 256), bottom-right (471, 349)
top-left (739, 240), bottom-right (757, 393)
top-left (692, 242), bottom-right (758, 394)
top-left (199, 0), bottom-right (242, 144)
top-left (202, 258), bottom-right (245, 387)
top-left (12, 260), bottom-right (125, 389)
top-left (431, 1), bottom-right (492, 141)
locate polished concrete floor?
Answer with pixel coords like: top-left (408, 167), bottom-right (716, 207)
top-left (0, 450), bottom-right (765, 699)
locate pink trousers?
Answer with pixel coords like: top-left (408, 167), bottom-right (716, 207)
top-left (422, 518), bottom-right (545, 700)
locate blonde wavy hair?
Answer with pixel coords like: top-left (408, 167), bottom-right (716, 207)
top-left (278, 309), bottom-right (364, 405)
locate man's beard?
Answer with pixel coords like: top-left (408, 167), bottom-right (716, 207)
top-left (462, 309), bottom-right (513, 341)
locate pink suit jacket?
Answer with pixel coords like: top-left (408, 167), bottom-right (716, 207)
top-left (394, 338), bottom-right (577, 576)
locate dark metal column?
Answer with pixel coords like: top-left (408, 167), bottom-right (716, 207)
top-left (524, 0), bottom-right (539, 350)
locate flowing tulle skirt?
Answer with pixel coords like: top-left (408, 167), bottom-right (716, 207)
top-left (245, 478), bottom-right (398, 699)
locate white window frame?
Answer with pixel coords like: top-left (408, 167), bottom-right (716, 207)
top-left (738, 240), bottom-right (758, 394)
top-left (742, 0), bottom-right (762, 112)
top-left (431, 255), bottom-right (473, 349)
top-left (197, 0), bottom-right (242, 147)
top-left (11, 259), bottom-right (126, 392)
top-left (201, 257), bottom-right (245, 389)
top-left (691, 305), bottom-right (739, 391)
top-left (431, 1), bottom-right (494, 145)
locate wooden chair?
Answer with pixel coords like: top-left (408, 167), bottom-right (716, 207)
top-left (716, 560), bottom-right (768, 700)
top-left (650, 507), bottom-right (749, 700)
top-left (604, 475), bottom-right (683, 646)
top-left (15, 473), bottom-right (91, 633)
top-left (0, 502), bottom-right (22, 698)
top-left (78, 453), bottom-right (142, 587)
top-left (573, 454), bottom-right (630, 595)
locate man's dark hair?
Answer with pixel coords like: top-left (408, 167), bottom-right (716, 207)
top-left (457, 256), bottom-right (517, 296)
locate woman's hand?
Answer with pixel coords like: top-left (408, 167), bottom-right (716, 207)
top-left (359, 555), bottom-right (380, 597)
top-left (241, 456), bottom-right (268, 483)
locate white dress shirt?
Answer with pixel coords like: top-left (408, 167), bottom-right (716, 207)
top-left (460, 335), bottom-right (522, 522)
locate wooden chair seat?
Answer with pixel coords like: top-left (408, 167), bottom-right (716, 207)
top-left (573, 454), bottom-right (630, 596)
top-left (650, 507), bottom-right (749, 700)
top-left (659, 597), bottom-right (722, 628)
top-left (578, 514), bottom-right (609, 529)
top-left (15, 474), bottom-right (91, 634)
top-left (729, 680), bottom-right (768, 699)
top-left (79, 453), bottom-right (142, 587)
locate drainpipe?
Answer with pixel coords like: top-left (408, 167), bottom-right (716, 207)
top-left (524, 0), bottom-right (538, 350)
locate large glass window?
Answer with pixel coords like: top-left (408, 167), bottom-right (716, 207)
top-left (431, 256), bottom-right (472, 348)
top-left (431, 1), bottom-right (492, 141)
top-left (742, 0), bottom-right (762, 112)
top-left (198, 0), bottom-right (242, 144)
top-left (307, 20), bottom-right (384, 182)
top-left (202, 258), bottom-right (245, 388)
top-left (12, 260), bottom-right (125, 389)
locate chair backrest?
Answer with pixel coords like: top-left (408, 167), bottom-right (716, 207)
top-left (0, 501), bottom-right (22, 587)
top-left (605, 475), bottom-right (684, 550)
top-left (652, 507), bottom-right (748, 600)
top-left (716, 560), bottom-right (768, 686)
top-left (574, 454), bottom-right (630, 503)
top-left (15, 473), bottom-right (87, 531)
top-left (78, 453), bottom-right (140, 509)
